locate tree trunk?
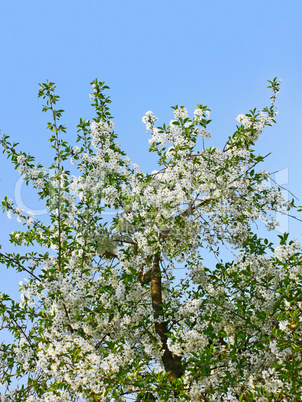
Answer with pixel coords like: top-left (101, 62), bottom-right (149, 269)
top-left (150, 254), bottom-right (182, 383)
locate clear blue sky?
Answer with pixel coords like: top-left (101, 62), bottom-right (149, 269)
top-left (0, 0), bottom-right (302, 296)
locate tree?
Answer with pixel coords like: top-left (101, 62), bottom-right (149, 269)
top-left (0, 78), bottom-right (301, 401)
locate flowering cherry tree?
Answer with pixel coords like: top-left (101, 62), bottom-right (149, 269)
top-left (0, 78), bottom-right (301, 401)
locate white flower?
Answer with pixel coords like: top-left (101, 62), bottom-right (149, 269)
top-left (26, 218), bottom-right (34, 226)
top-left (18, 165), bottom-right (27, 174)
top-left (33, 178), bottom-right (44, 189)
top-left (236, 113), bottom-right (252, 128)
top-left (29, 168), bottom-right (39, 178)
top-left (173, 107), bottom-right (188, 119)
top-left (142, 111), bottom-right (158, 130)
top-left (17, 154), bottom-right (26, 164)
top-left (194, 108), bottom-right (204, 117)
top-left (279, 321), bottom-right (288, 331)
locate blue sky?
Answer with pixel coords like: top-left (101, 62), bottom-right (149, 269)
top-left (0, 1), bottom-right (302, 299)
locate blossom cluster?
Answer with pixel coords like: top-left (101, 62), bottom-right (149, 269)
top-left (0, 77), bottom-right (301, 401)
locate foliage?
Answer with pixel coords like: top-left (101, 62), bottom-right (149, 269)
top-left (0, 78), bottom-right (301, 401)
